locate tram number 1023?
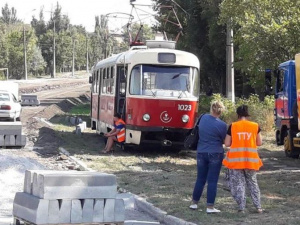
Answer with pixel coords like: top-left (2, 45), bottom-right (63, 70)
top-left (178, 104), bottom-right (192, 111)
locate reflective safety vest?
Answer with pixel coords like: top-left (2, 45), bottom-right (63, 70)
top-left (115, 119), bottom-right (126, 142)
top-left (223, 120), bottom-right (263, 170)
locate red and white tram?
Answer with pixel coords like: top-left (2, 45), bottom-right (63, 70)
top-left (90, 40), bottom-right (200, 149)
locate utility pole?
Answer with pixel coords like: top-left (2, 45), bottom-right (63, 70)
top-left (86, 34), bottom-right (89, 73)
top-left (72, 39), bottom-right (76, 76)
top-left (226, 21), bottom-right (235, 102)
top-left (23, 26), bottom-right (28, 80)
top-left (53, 19), bottom-right (56, 78)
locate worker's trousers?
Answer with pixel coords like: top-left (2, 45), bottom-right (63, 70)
top-left (228, 169), bottom-right (261, 210)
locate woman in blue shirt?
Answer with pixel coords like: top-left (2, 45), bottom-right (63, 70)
top-left (189, 100), bottom-right (227, 213)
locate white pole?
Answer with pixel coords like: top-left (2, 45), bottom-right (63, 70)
top-left (226, 21), bottom-right (235, 102)
top-left (23, 26), bottom-right (28, 80)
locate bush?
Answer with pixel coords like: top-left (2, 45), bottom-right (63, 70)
top-left (198, 94), bottom-right (274, 132)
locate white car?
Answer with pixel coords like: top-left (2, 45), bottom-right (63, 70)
top-left (0, 91), bottom-right (21, 121)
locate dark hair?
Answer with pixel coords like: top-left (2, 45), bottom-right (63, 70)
top-left (114, 113), bottom-right (121, 118)
top-left (236, 105), bottom-right (250, 117)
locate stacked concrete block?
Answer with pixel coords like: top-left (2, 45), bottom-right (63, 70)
top-left (13, 170), bottom-right (125, 224)
top-left (75, 122), bottom-right (87, 135)
top-left (0, 122), bottom-right (26, 147)
top-left (21, 94), bottom-right (40, 106)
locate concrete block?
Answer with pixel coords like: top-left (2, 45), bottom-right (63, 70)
top-left (21, 94), bottom-right (40, 106)
top-left (71, 200), bottom-right (82, 223)
top-left (0, 135), bottom-right (4, 146)
top-left (114, 198), bottom-right (125, 222)
top-left (65, 116), bottom-right (70, 122)
top-left (0, 122), bottom-right (22, 135)
top-left (76, 117), bottom-right (83, 125)
top-left (15, 135), bottom-right (26, 146)
top-left (48, 200), bottom-right (59, 224)
top-left (117, 193), bottom-right (135, 210)
top-left (78, 121), bottom-right (87, 131)
top-left (59, 199), bottom-right (71, 224)
top-left (103, 199), bottom-right (115, 222)
top-left (75, 126), bottom-right (82, 135)
top-left (70, 117), bottom-right (76, 125)
top-left (82, 199), bottom-right (94, 223)
top-left (124, 221), bottom-right (160, 225)
top-left (34, 171), bottom-right (117, 199)
top-left (4, 135), bottom-right (16, 146)
top-left (13, 192), bottom-right (49, 224)
top-left (23, 170), bottom-right (32, 194)
top-left (93, 199), bottom-right (104, 223)
top-left (32, 172), bottom-right (39, 197)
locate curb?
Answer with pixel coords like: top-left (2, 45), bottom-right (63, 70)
top-left (133, 195), bottom-right (197, 225)
top-left (58, 147), bottom-right (198, 225)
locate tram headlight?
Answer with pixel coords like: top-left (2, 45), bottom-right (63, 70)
top-left (182, 114), bottom-right (189, 123)
top-left (143, 113), bottom-right (151, 122)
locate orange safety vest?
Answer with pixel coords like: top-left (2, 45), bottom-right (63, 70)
top-left (223, 120), bottom-right (263, 170)
top-left (115, 119), bottom-right (126, 142)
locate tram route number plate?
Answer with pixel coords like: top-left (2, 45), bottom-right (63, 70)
top-left (178, 104), bottom-right (192, 111)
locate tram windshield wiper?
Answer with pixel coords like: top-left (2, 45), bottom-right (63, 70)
top-left (172, 73), bottom-right (182, 79)
top-left (178, 91), bottom-right (183, 99)
top-left (151, 89), bottom-right (157, 97)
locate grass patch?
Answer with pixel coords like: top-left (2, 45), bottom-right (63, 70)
top-left (50, 103), bottom-right (300, 224)
top-left (69, 104), bottom-right (90, 115)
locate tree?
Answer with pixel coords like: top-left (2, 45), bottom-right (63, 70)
top-left (219, 0), bottom-right (300, 94)
top-left (154, 0), bottom-right (227, 94)
top-left (31, 9), bottom-right (47, 38)
top-left (29, 46), bottom-right (46, 76)
top-left (1, 3), bottom-right (20, 25)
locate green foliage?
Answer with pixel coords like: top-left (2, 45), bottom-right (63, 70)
top-left (154, 0), bottom-right (227, 94)
top-left (69, 104), bottom-right (90, 115)
top-left (219, 0), bottom-right (300, 94)
top-left (199, 94), bottom-right (275, 131)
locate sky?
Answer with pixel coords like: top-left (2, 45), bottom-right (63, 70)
top-left (1, 0), bottom-right (156, 32)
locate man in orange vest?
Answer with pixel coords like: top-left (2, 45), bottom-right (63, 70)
top-left (102, 113), bottom-right (125, 153)
top-left (223, 105), bottom-right (263, 213)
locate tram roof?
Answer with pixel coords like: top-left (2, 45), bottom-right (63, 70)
top-left (94, 47), bottom-right (200, 70)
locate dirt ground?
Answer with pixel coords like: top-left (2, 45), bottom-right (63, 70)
top-left (11, 76), bottom-right (300, 225)
top-left (15, 75), bottom-right (91, 170)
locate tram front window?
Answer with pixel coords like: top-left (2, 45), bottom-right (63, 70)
top-left (129, 65), bottom-right (198, 97)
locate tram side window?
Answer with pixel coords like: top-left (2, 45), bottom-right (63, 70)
top-left (102, 68), bottom-right (107, 93)
top-left (98, 69), bottom-right (101, 94)
top-left (106, 67), bottom-right (110, 94)
top-left (93, 72), bottom-right (97, 93)
top-left (110, 66), bottom-right (115, 94)
top-left (117, 65), bottom-right (127, 96)
top-left (192, 68), bottom-right (199, 97)
top-left (129, 66), bottom-right (141, 95)
top-left (99, 68), bottom-right (103, 94)
top-left (96, 70), bottom-right (100, 93)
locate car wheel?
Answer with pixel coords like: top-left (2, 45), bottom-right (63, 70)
top-left (284, 130), bottom-right (299, 158)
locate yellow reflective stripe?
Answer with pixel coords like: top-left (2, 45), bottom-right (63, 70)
top-left (229, 147), bottom-right (258, 153)
top-left (224, 157), bottom-right (260, 163)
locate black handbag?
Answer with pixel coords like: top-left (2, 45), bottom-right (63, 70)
top-left (184, 114), bottom-right (204, 150)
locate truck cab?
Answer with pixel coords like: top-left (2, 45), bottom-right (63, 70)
top-left (274, 57), bottom-right (300, 158)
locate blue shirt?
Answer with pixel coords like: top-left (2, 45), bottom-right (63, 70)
top-left (197, 114), bottom-right (227, 153)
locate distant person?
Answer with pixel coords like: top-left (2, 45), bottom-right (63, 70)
top-left (101, 113), bottom-right (125, 153)
top-left (189, 100), bottom-right (227, 213)
top-left (223, 105), bottom-right (263, 213)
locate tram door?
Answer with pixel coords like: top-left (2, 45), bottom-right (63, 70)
top-left (115, 65), bottom-right (127, 120)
